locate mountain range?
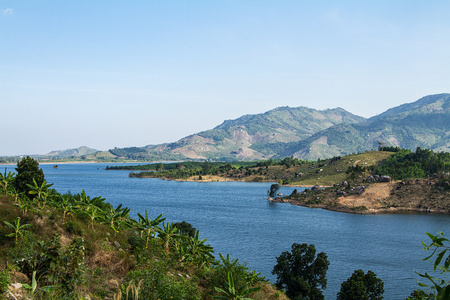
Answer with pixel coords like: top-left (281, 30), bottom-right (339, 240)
top-left (10, 93), bottom-right (449, 162)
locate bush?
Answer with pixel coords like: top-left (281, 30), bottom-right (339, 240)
top-left (0, 267), bottom-right (10, 296)
top-left (125, 258), bottom-right (201, 300)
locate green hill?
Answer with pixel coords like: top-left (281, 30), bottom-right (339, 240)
top-left (283, 94), bottom-right (450, 160)
top-left (132, 107), bottom-right (366, 161)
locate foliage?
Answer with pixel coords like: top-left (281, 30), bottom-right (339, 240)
top-left (135, 211), bottom-right (165, 249)
top-left (3, 217), bottom-right (32, 243)
top-left (337, 269), bottom-right (384, 300)
top-left (377, 148), bottom-right (450, 180)
top-left (268, 184), bottom-right (280, 198)
top-left (208, 253), bottom-right (261, 297)
top-left (0, 266), bottom-right (10, 296)
top-left (410, 230), bottom-right (450, 299)
top-left (272, 243), bottom-right (329, 300)
top-left (213, 271), bottom-right (261, 300)
top-left (174, 221), bottom-right (197, 237)
top-left (13, 156), bottom-right (45, 198)
top-left (124, 258), bottom-right (201, 300)
top-left (0, 168), bottom-right (15, 195)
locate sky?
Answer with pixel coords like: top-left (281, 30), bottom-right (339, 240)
top-left (1, 1), bottom-right (450, 156)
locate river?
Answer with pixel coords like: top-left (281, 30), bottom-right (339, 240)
top-left (3, 162), bottom-right (449, 299)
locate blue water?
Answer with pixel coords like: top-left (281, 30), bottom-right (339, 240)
top-left (2, 163), bottom-right (449, 299)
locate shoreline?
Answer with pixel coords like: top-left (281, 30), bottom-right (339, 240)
top-left (269, 197), bottom-right (450, 215)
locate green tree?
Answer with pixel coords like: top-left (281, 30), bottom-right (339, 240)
top-left (13, 156), bottom-right (45, 198)
top-left (272, 243), bottom-right (329, 300)
top-left (267, 183), bottom-right (280, 198)
top-left (337, 269), bottom-right (384, 300)
top-left (174, 221), bottom-right (197, 237)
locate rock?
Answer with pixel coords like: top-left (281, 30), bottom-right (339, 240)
top-left (267, 197), bottom-right (274, 201)
top-left (10, 271), bottom-right (30, 284)
top-left (380, 175), bottom-right (392, 182)
top-left (342, 181), bottom-right (348, 186)
top-left (357, 186), bottom-right (365, 195)
top-left (374, 175), bottom-right (381, 181)
top-left (366, 175), bottom-right (375, 182)
top-left (336, 191), bottom-right (346, 196)
top-left (311, 185), bottom-right (320, 191)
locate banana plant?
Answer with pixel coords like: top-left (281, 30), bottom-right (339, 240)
top-left (213, 271), bottom-right (261, 300)
top-left (136, 210), bottom-right (165, 249)
top-left (156, 222), bottom-right (181, 254)
top-left (184, 230), bottom-right (215, 268)
top-left (3, 217), bottom-right (32, 243)
top-left (74, 190), bottom-right (106, 209)
top-left (13, 197), bottom-right (33, 216)
top-left (0, 168), bottom-right (15, 195)
top-left (56, 194), bottom-right (76, 223)
top-left (26, 178), bottom-right (54, 207)
top-left (86, 206), bottom-right (102, 231)
top-left (102, 204), bottom-right (131, 235)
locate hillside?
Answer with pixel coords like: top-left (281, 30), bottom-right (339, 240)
top-left (46, 146), bottom-right (99, 158)
top-left (0, 159), bottom-right (286, 300)
top-left (133, 107), bottom-right (365, 161)
top-left (283, 94), bottom-right (450, 160)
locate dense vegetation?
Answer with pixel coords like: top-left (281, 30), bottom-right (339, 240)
top-left (1, 156), bottom-right (449, 299)
top-left (0, 157), bottom-right (284, 300)
top-left (377, 147), bottom-right (450, 180)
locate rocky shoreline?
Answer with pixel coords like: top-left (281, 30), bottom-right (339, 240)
top-left (269, 197), bottom-right (450, 215)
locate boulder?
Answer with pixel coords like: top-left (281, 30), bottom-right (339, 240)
top-left (311, 185), bottom-right (320, 191)
top-left (380, 175), bottom-right (392, 182)
top-left (357, 186), bottom-right (365, 195)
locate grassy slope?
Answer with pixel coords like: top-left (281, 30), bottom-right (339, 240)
top-left (0, 194), bottom-right (287, 300)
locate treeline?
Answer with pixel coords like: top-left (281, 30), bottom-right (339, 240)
top-left (377, 147), bottom-right (450, 180)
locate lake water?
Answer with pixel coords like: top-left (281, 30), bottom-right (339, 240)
top-left (3, 163), bottom-right (450, 299)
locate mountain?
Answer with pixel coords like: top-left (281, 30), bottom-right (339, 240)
top-left (141, 106), bottom-right (366, 161)
top-left (284, 94), bottom-right (450, 160)
top-left (46, 146), bottom-right (99, 158)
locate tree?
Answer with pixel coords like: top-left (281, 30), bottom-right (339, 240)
top-left (272, 243), bottom-right (329, 300)
top-left (267, 183), bottom-right (280, 198)
top-left (174, 221), bottom-right (197, 237)
top-left (337, 269), bottom-right (384, 300)
top-left (14, 156), bottom-right (45, 198)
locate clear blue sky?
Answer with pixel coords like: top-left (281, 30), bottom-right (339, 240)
top-left (1, 1), bottom-right (449, 156)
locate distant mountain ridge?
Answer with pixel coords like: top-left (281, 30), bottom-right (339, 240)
top-left (17, 93), bottom-right (450, 162)
top-left (284, 94), bottom-right (450, 159)
top-left (142, 106), bottom-right (366, 161)
top-left (46, 146), bottom-right (98, 157)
